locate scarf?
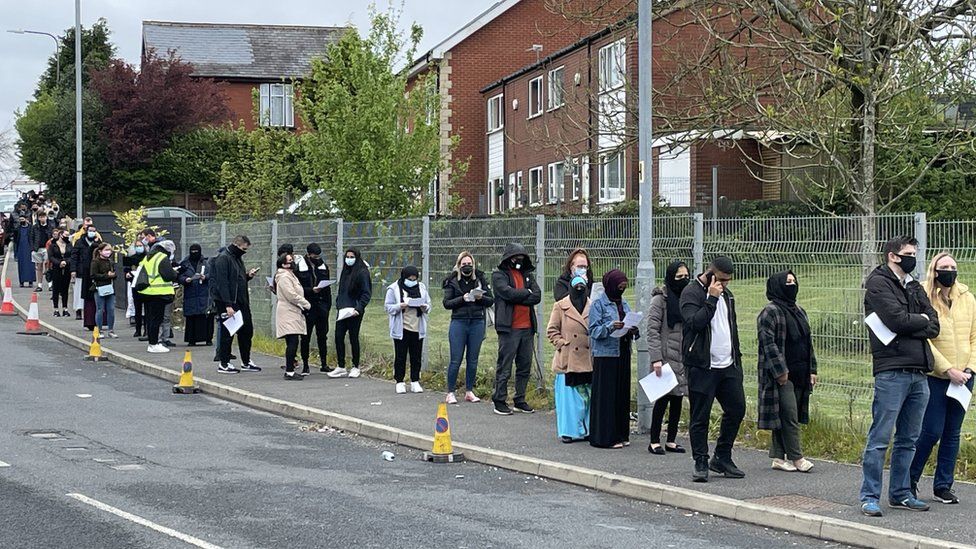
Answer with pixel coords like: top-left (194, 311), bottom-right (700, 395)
top-left (602, 269), bottom-right (628, 320)
top-left (569, 277), bottom-right (587, 315)
top-left (397, 265), bottom-right (424, 317)
top-left (664, 260), bottom-right (689, 328)
top-left (765, 270), bottom-right (810, 342)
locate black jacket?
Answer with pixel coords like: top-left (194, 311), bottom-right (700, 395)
top-left (29, 220), bottom-right (55, 251)
top-left (70, 236), bottom-right (100, 278)
top-left (553, 271), bottom-right (593, 302)
top-left (210, 245), bottom-right (250, 309)
top-left (863, 265), bottom-right (939, 375)
top-left (443, 269), bottom-right (495, 320)
top-left (491, 243), bottom-right (541, 334)
top-left (295, 255), bottom-right (333, 315)
top-left (679, 276), bottom-right (742, 371)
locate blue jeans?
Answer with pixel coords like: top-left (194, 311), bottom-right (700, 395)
top-left (860, 370), bottom-right (930, 503)
top-left (446, 318), bottom-right (485, 392)
top-left (910, 375), bottom-right (974, 491)
top-left (95, 292), bottom-right (116, 331)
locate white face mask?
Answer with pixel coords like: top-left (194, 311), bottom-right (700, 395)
top-left (345, 257), bottom-right (356, 267)
top-left (403, 279), bottom-right (418, 288)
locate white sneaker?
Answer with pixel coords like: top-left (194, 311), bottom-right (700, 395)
top-left (327, 367), bottom-right (348, 378)
top-left (446, 392), bottom-right (458, 404)
top-left (395, 382), bottom-right (407, 394)
top-left (771, 459), bottom-right (797, 472)
top-left (147, 344), bottom-right (170, 354)
top-left (410, 382), bottom-right (424, 393)
top-left (348, 367), bottom-right (361, 378)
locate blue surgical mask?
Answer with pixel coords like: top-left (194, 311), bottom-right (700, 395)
top-left (87, 231), bottom-right (97, 239)
top-left (573, 267), bottom-right (588, 278)
top-left (345, 257), bottom-right (356, 267)
top-left (134, 246), bottom-right (145, 254)
top-left (403, 279), bottom-right (418, 288)
top-left (571, 275), bottom-right (587, 288)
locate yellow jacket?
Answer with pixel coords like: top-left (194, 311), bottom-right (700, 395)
top-left (923, 280), bottom-right (976, 377)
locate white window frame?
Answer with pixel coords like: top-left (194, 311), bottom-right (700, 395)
top-left (516, 171), bottom-right (524, 207)
top-left (547, 162), bottom-right (565, 204)
top-left (259, 83), bottom-right (295, 128)
top-left (488, 177), bottom-right (504, 214)
top-left (508, 172), bottom-right (517, 211)
top-left (598, 151), bottom-right (625, 204)
top-left (528, 76), bottom-right (543, 118)
top-left (487, 94), bottom-right (504, 133)
top-left (528, 166), bottom-right (543, 206)
top-left (547, 66), bottom-right (565, 110)
top-left (572, 158), bottom-right (582, 201)
top-left (598, 39), bottom-right (626, 92)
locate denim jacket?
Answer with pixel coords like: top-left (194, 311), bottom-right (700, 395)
top-left (588, 294), bottom-right (632, 358)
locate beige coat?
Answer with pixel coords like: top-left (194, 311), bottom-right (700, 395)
top-left (546, 296), bottom-right (592, 374)
top-left (274, 268), bottom-right (311, 338)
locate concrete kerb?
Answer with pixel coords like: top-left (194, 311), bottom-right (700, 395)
top-left (1, 257), bottom-right (969, 549)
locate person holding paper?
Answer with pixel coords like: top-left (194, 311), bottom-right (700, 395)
top-left (588, 269), bottom-right (637, 449)
top-left (757, 271), bottom-right (817, 473)
top-left (296, 243), bottom-right (333, 375)
top-left (645, 260), bottom-right (691, 455)
top-left (442, 251), bottom-right (494, 404)
top-left (384, 266), bottom-right (431, 393)
top-left (681, 256), bottom-right (746, 482)
top-left (178, 244), bottom-right (213, 347)
top-left (553, 248), bottom-right (594, 301)
top-left (210, 236), bottom-right (262, 374)
top-left (329, 248), bottom-right (372, 379)
top-left (909, 252), bottom-right (975, 505)
top-left (491, 243), bottom-right (542, 415)
top-left (547, 274), bottom-right (592, 442)
top-left (860, 236), bottom-right (940, 517)
top-left (137, 240), bottom-right (178, 354)
top-left (274, 253), bottom-right (311, 380)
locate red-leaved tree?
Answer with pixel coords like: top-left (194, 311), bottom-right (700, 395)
top-left (90, 49), bottom-right (229, 168)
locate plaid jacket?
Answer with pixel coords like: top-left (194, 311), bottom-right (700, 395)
top-left (756, 302), bottom-right (817, 430)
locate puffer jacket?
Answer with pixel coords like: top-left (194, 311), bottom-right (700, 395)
top-left (442, 269), bottom-right (494, 320)
top-left (646, 287), bottom-right (687, 396)
top-left (864, 265), bottom-right (939, 375)
top-left (922, 280), bottom-right (976, 377)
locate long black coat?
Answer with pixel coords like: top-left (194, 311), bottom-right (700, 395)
top-left (179, 256), bottom-right (210, 317)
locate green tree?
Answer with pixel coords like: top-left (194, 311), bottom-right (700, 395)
top-left (37, 18), bottom-right (115, 97)
top-left (299, 7), bottom-right (453, 221)
top-left (154, 126), bottom-right (241, 196)
top-left (217, 127), bottom-right (304, 220)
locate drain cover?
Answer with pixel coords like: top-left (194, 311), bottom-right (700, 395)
top-left (745, 494), bottom-right (847, 513)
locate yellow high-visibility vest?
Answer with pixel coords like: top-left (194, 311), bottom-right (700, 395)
top-left (139, 253), bottom-right (174, 296)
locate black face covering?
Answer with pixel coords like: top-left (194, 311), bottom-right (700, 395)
top-left (460, 265), bottom-right (474, 276)
top-left (766, 271), bottom-right (810, 342)
top-left (664, 261), bottom-right (689, 328)
top-left (897, 254), bottom-right (917, 275)
top-left (936, 270), bottom-right (958, 288)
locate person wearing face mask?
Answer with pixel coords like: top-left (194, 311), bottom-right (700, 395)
top-left (13, 215), bottom-right (35, 288)
top-left (548, 272), bottom-right (592, 442)
top-left (329, 248), bottom-right (372, 379)
top-left (859, 236), bottom-right (940, 517)
top-left (295, 243), bottom-right (333, 375)
top-left (909, 252), bottom-right (975, 505)
top-left (442, 251), bottom-right (494, 404)
top-left (138, 240), bottom-right (179, 353)
top-left (210, 236), bottom-right (261, 372)
top-left (588, 269), bottom-right (638, 449)
top-left (90, 242), bottom-right (119, 338)
top-left (47, 228), bottom-right (72, 316)
top-left (70, 219), bottom-right (100, 320)
top-left (70, 225), bottom-right (102, 330)
top-left (757, 271), bottom-right (817, 473)
top-left (124, 240), bottom-right (148, 338)
top-left (29, 210), bottom-right (55, 292)
top-left (179, 244), bottom-right (213, 346)
top-left (553, 248), bottom-right (594, 301)
top-left (491, 242), bottom-right (542, 415)
top-left (274, 253), bottom-right (311, 380)
top-left (385, 265), bottom-right (432, 393)
top-left (646, 260), bottom-right (691, 455)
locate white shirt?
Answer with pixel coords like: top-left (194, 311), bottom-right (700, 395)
top-left (710, 293), bottom-right (734, 369)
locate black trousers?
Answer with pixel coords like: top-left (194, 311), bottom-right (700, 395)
top-left (688, 366), bottom-right (746, 461)
top-left (131, 290), bottom-right (144, 334)
top-left (493, 328), bottom-right (534, 405)
top-left (218, 304), bottom-right (253, 366)
top-left (284, 334), bottom-right (300, 372)
top-left (301, 308), bottom-right (330, 368)
top-left (335, 315), bottom-right (363, 369)
top-left (50, 270), bottom-right (71, 308)
top-left (393, 329), bottom-right (423, 383)
top-left (143, 296), bottom-right (170, 346)
top-left (650, 395), bottom-right (683, 444)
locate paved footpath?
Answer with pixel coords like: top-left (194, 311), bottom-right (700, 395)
top-left (3, 263), bottom-right (973, 549)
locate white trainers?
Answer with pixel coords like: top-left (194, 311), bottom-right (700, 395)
top-left (395, 382), bottom-right (407, 394)
top-left (327, 367), bottom-right (348, 378)
top-left (771, 459), bottom-right (798, 472)
top-left (147, 344), bottom-right (170, 354)
top-left (348, 367), bottom-right (361, 378)
top-left (410, 382), bottom-right (424, 393)
top-left (446, 392), bottom-right (458, 404)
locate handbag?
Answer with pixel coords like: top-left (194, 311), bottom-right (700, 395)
top-left (97, 284), bottom-right (115, 297)
top-left (132, 266), bottom-right (149, 292)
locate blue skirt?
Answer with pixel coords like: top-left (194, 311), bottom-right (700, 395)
top-left (555, 373), bottom-right (591, 441)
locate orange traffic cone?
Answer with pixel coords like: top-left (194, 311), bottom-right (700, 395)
top-left (173, 351), bottom-right (201, 394)
top-left (1, 279), bottom-right (16, 316)
top-left (17, 293), bottom-right (47, 336)
top-left (423, 402), bottom-right (465, 463)
top-left (85, 328), bottom-right (104, 361)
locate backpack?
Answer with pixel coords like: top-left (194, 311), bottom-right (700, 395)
top-left (132, 265), bottom-right (149, 292)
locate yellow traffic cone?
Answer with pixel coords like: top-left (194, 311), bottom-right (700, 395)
top-left (85, 328), bottom-right (104, 361)
top-left (423, 402), bottom-right (465, 463)
top-left (173, 351), bottom-right (201, 394)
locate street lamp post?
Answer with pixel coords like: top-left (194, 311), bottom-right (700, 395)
top-left (635, 0), bottom-right (655, 432)
top-left (75, 0), bottom-right (83, 220)
top-left (6, 30), bottom-right (61, 84)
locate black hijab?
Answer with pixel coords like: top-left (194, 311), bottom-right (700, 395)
top-left (339, 248), bottom-right (367, 293)
top-left (187, 244), bottom-right (204, 269)
top-left (602, 269), bottom-right (628, 320)
top-left (397, 265), bottom-right (424, 317)
top-left (766, 270), bottom-right (810, 342)
top-left (664, 260), bottom-right (689, 328)
top-left (569, 276), bottom-right (587, 315)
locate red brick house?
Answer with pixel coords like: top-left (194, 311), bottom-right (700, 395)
top-left (141, 21), bottom-right (345, 131)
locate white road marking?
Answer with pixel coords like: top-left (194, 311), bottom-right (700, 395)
top-left (66, 493), bottom-right (223, 549)
top-left (596, 523), bottom-right (638, 532)
top-left (0, 460), bottom-right (10, 467)
top-left (76, 394), bottom-right (92, 398)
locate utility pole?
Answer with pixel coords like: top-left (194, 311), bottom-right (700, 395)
top-left (635, 0), bottom-right (655, 432)
top-left (74, 0), bottom-right (83, 220)
top-left (6, 30), bottom-right (61, 84)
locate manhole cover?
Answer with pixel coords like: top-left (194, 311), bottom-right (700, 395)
top-left (745, 494), bottom-right (848, 513)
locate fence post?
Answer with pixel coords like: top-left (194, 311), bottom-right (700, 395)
top-left (270, 220), bottom-right (278, 273)
top-left (421, 215), bottom-right (431, 371)
top-left (335, 217), bottom-right (344, 277)
top-left (180, 216), bottom-right (187, 259)
top-left (534, 214), bottom-right (546, 390)
top-left (693, 212), bottom-right (704, 275)
top-left (914, 212), bottom-right (927, 281)
top-left (220, 221), bottom-right (227, 248)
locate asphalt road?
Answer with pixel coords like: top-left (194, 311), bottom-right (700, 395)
top-left (0, 320), bottom-right (846, 549)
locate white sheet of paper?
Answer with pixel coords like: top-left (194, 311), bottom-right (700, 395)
top-left (611, 311), bottom-right (643, 338)
top-left (864, 312), bottom-right (897, 346)
top-left (407, 297), bottom-right (426, 308)
top-left (199, 265), bottom-right (206, 277)
top-left (638, 363), bottom-right (679, 403)
top-left (315, 279), bottom-right (334, 289)
top-left (947, 382), bottom-right (973, 410)
top-left (223, 311), bottom-right (244, 337)
top-left (337, 307), bottom-right (358, 321)
top-left (470, 288), bottom-right (486, 297)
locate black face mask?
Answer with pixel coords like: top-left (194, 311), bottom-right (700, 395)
top-left (308, 256), bottom-right (322, 266)
top-left (896, 254), bottom-right (917, 275)
top-left (936, 270), bottom-right (958, 288)
top-left (784, 284), bottom-right (799, 301)
top-left (189, 251), bottom-right (202, 259)
top-left (460, 265), bottom-right (474, 276)
top-left (667, 277), bottom-right (690, 295)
